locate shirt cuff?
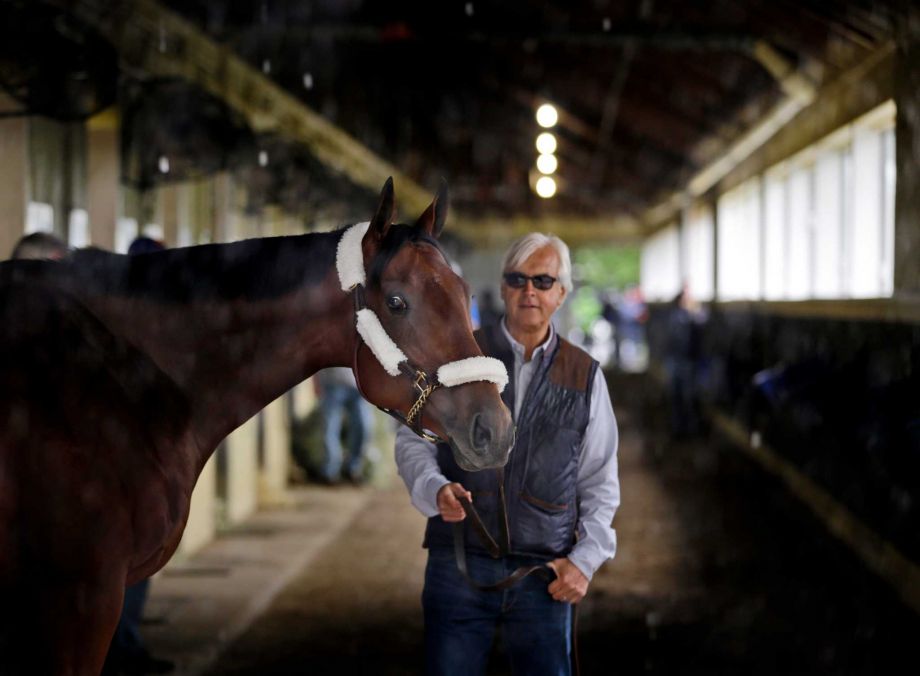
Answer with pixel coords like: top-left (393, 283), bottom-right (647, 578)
top-left (567, 533), bottom-right (616, 582)
top-left (420, 475), bottom-right (451, 518)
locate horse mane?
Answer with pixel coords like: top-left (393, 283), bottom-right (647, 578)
top-left (60, 231), bottom-right (343, 303)
top-left (0, 224), bottom-right (442, 305)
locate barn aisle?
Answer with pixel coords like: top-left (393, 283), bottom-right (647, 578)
top-left (144, 385), bottom-right (918, 676)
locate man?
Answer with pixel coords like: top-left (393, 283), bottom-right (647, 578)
top-left (9, 232), bottom-right (68, 261)
top-left (314, 366), bottom-right (372, 484)
top-left (665, 283), bottom-right (706, 438)
top-left (396, 233), bottom-right (620, 676)
top-left (104, 236), bottom-right (175, 675)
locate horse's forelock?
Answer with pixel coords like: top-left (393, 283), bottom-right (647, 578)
top-left (368, 223), bottom-right (443, 287)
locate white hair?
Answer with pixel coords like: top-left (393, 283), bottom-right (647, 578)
top-left (501, 233), bottom-right (573, 294)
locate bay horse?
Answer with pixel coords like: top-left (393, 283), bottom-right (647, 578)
top-left (0, 179), bottom-right (514, 675)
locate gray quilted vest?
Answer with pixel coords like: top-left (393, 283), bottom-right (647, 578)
top-left (423, 322), bottom-right (598, 559)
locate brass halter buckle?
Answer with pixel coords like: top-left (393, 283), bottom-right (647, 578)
top-left (405, 369), bottom-right (439, 440)
top-left (413, 370), bottom-right (429, 393)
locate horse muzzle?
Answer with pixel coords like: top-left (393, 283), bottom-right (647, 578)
top-left (450, 406), bottom-right (515, 472)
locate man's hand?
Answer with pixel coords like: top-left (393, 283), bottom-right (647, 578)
top-left (436, 482), bottom-right (472, 523)
top-left (547, 558), bottom-right (589, 604)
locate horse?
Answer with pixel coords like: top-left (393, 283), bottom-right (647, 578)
top-left (0, 179), bottom-right (515, 675)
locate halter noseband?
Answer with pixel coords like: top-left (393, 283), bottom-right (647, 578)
top-left (337, 222), bottom-right (508, 444)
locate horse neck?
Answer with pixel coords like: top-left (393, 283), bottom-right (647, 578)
top-left (70, 233), bottom-right (357, 456)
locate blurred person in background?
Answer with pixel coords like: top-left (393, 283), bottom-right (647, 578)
top-left (477, 289), bottom-right (502, 332)
top-left (104, 235), bottom-right (175, 675)
top-left (9, 232), bottom-right (68, 261)
top-left (615, 285), bottom-right (648, 372)
top-left (126, 236), bottom-right (165, 256)
top-left (314, 366), bottom-right (372, 485)
top-left (665, 282), bottom-right (706, 439)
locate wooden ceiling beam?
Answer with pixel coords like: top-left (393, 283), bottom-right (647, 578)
top-left (453, 213), bottom-right (643, 249)
top-left (57, 0), bottom-right (436, 217)
top-left (224, 23), bottom-right (762, 53)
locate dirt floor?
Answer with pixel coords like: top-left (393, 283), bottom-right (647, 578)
top-left (203, 378), bottom-right (919, 675)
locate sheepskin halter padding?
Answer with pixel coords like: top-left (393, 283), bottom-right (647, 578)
top-left (437, 357), bottom-right (507, 392)
top-left (336, 222), bottom-right (507, 392)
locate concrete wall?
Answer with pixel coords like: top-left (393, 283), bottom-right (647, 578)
top-left (0, 93), bottom-right (28, 258)
top-left (176, 456), bottom-right (217, 559)
top-left (86, 108), bottom-right (119, 251)
top-left (223, 415), bottom-right (261, 526)
top-left (260, 395), bottom-right (291, 507)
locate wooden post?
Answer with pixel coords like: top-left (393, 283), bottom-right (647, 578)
top-left (0, 117), bottom-right (28, 258)
top-left (895, 8), bottom-right (920, 296)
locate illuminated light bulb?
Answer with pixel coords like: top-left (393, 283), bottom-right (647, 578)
top-left (535, 132), bottom-right (557, 154)
top-left (158, 155), bottom-right (170, 174)
top-left (258, 150), bottom-right (269, 167)
top-left (535, 176), bottom-right (557, 198)
top-left (537, 153), bottom-right (558, 174)
top-left (303, 73), bottom-right (314, 89)
top-left (536, 103), bottom-right (558, 128)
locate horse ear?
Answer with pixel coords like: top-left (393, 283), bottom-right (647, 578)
top-left (370, 177), bottom-right (396, 240)
top-left (416, 178), bottom-right (449, 239)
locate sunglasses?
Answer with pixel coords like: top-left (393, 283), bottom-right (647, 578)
top-left (503, 272), bottom-right (558, 291)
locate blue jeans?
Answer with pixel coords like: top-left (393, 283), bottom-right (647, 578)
top-left (320, 383), bottom-right (371, 480)
top-left (111, 579), bottom-right (149, 656)
top-left (423, 548), bottom-right (572, 676)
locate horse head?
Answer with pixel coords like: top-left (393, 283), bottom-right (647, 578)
top-left (345, 179), bottom-right (514, 471)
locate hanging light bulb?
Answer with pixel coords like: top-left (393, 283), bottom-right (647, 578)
top-left (536, 103), bottom-right (558, 128)
top-left (536, 153), bottom-right (558, 174)
top-left (535, 132), bottom-right (557, 154)
top-left (158, 155), bottom-right (170, 174)
top-left (258, 150), bottom-right (269, 167)
top-left (535, 176), bottom-right (557, 198)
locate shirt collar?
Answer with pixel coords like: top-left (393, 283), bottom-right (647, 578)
top-left (500, 318), bottom-right (555, 362)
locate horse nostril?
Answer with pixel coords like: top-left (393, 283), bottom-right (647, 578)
top-left (470, 413), bottom-right (494, 453)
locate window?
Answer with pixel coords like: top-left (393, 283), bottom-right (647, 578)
top-left (786, 164), bottom-right (813, 300)
top-left (813, 149), bottom-right (844, 298)
top-left (640, 223), bottom-right (680, 301)
top-left (844, 105), bottom-right (896, 298)
top-left (717, 178), bottom-right (762, 300)
top-left (763, 164), bottom-right (787, 299)
top-left (68, 209), bottom-right (90, 248)
top-left (26, 202), bottom-right (54, 234)
top-left (647, 100), bottom-right (896, 302)
top-left (881, 127), bottom-right (895, 296)
top-left (683, 205), bottom-right (714, 301)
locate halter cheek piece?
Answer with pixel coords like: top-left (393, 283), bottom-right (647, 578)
top-left (336, 222), bottom-right (508, 443)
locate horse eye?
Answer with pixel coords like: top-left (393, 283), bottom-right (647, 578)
top-left (387, 295), bottom-right (408, 313)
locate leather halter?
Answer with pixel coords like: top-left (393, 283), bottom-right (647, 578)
top-left (349, 282), bottom-right (446, 443)
top-left (338, 222), bottom-right (507, 444)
